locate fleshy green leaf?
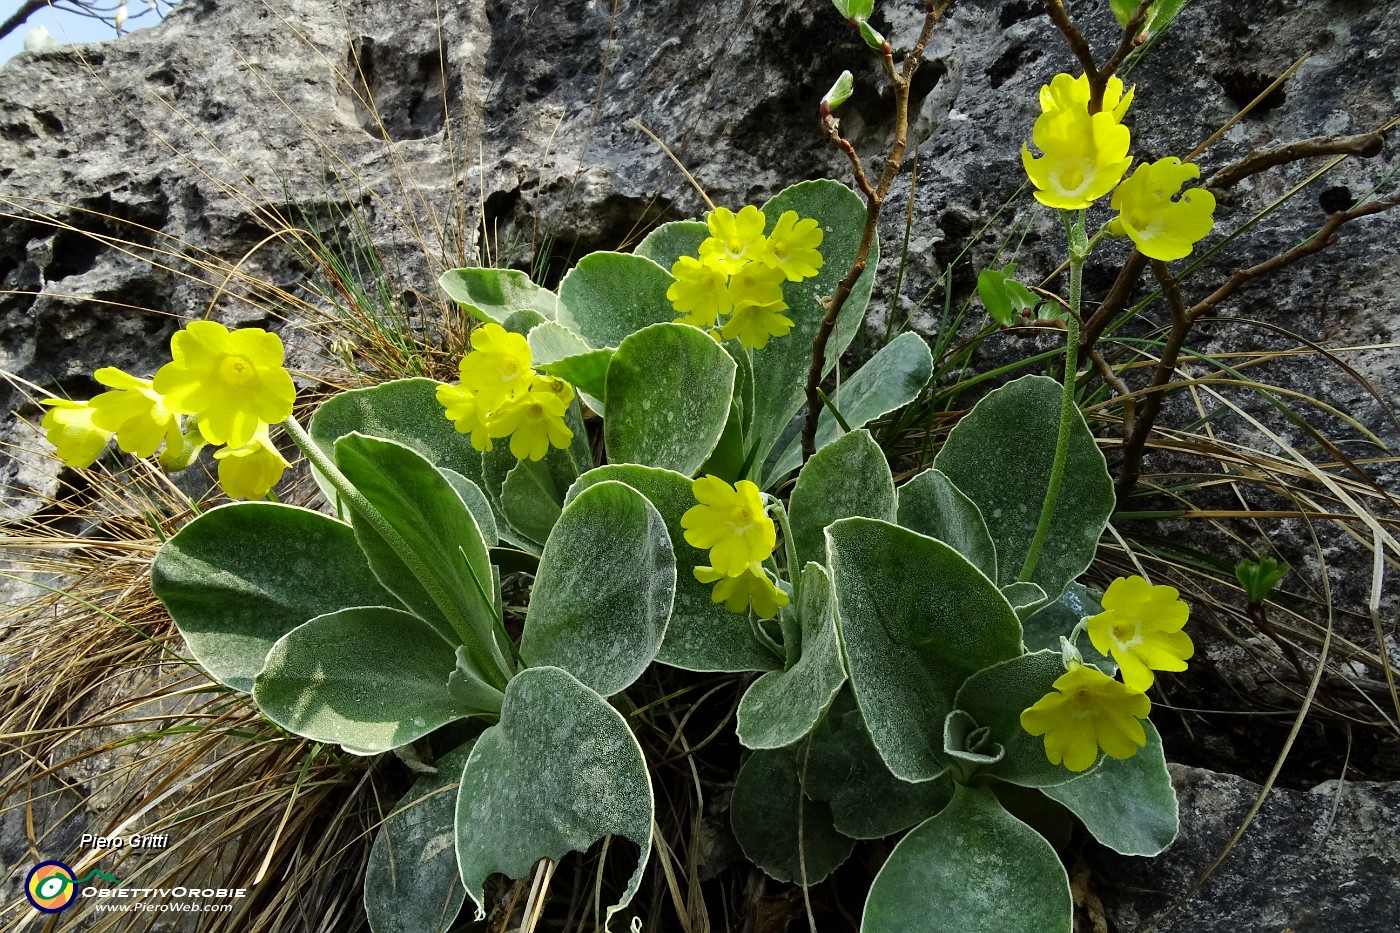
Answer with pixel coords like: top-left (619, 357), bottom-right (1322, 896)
top-left (151, 502), bottom-right (397, 693)
top-left (557, 251), bottom-right (675, 348)
top-left (952, 650), bottom-right (1087, 788)
top-left (857, 18), bottom-right (886, 50)
top-left (1003, 581), bottom-right (1050, 619)
top-left (365, 742), bottom-right (474, 933)
top-left (520, 481), bottom-right (674, 696)
top-left (1022, 582), bottom-right (1114, 674)
top-left (439, 268), bottom-right (559, 324)
top-left (335, 433), bottom-right (497, 655)
top-left (730, 745), bottom-right (854, 884)
top-left (896, 468), bottom-right (998, 580)
top-left (309, 378), bottom-right (486, 509)
top-left (604, 322), bottom-right (736, 476)
top-left (805, 692), bottom-right (951, 839)
top-left (862, 783), bottom-right (1072, 933)
top-left (456, 667), bottom-right (653, 929)
top-left (1042, 720), bottom-right (1179, 856)
top-left (528, 321), bottom-right (611, 410)
top-left (565, 465), bottom-right (780, 672)
top-left (977, 264), bottom-right (1042, 327)
top-left (442, 469), bottom-right (499, 548)
top-left (826, 517), bottom-right (1021, 782)
top-left (633, 220), bottom-right (709, 269)
top-left (767, 332), bottom-right (933, 483)
top-left (499, 456), bottom-right (570, 547)
top-left (736, 563), bottom-right (847, 749)
top-left (823, 70), bottom-right (854, 110)
top-left (748, 180), bottom-right (876, 470)
top-left (934, 374), bottom-right (1113, 597)
top-left (254, 607), bottom-right (470, 754)
top-left (788, 429), bottom-right (895, 566)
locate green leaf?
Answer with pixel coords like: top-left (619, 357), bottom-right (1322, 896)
top-left (151, 502), bottom-right (397, 693)
top-left (530, 320), bottom-right (612, 409)
top-left (977, 264), bottom-right (1041, 327)
top-left (823, 70), bottom-right (854, 110)
top-left (862, 783), bottom-right (1072, 933)
top-left (439, 268), bottom-right (559, 324)
top-left (1109, 0), bottom-right (1139, 27)
top-left (767, 332), bottom-right (933, 483)
top-left (826, 517), bottom-right (1021, 782)
top-left (254, 607), bottom-right (469, 754)
top-left (788, 429), bottom-right (895, 567)
top-left (441, 469), bottom-right (498, 548)
top-left (748, 180), bottom-right (876, 470)
top-left (830, 0), bottom-right (874, 20)
top-left (309, 378), bottom-right (485, 509)
top-left (335, 433), bottom-right (497, 654)
top-left (365, 742), bottom-right (474, 933)
top-left (499, 456), bottom-right (570, 546)
top-left (557, 251), bottom-right (675, 348)
top-left (736, 563), bottom-right (847, 749)
top-left (521, 481), bottom-right (674, 696)
top-left (457, 666), bottom-right (653, 928)
top-left (952, 650), bottom-right (1087, 788)
top-left (896, 468), bottom-right (998, 580)
top-left (805, 691), bottom-right (951, 839)
top-left (730, 745), bottom-right (854, 884)
top-left (934, 374), bottom-right (1113, 597)
top-left (1147, 0), bottom-right (1187, 34)
top-left (1041, 720), bottom-right (1179, 856)
top-left (604, 322), bottom-right (736, 476)
top-left (857, 18), bottom-right (886, 50)
top-left (565, 465), bottom-right (781, 672)
top-left (633, 220), bottom-right (709, 269)
top-left (1003, 581), bottom-right (1050, 620)
top-left (1022, 583), bottom-right (1114, 674)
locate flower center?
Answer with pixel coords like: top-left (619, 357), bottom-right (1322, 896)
top-left (500, 357), bottom-right (523, 379)
top-left (1070, 688), bottom-right (1095, 710)
top-left (727, 238), bottom-right (745, 256)
top-left (219, 355), bottom-right (256, 386)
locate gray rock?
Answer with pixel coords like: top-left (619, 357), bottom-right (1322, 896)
top-left (1095, 764), bottom-right (1400, 933)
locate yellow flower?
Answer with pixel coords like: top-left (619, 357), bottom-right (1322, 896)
top-left (761, 210), bottom-right (824, 281)
top-left (1108, 158), bottom-right (1216, 261)
top-left (40, 399), bottom-right (112, 468)
top-left (459, 322), bottom-right (534, 412)
top-left (153, 321), bottom-right (296, 448)
top-left (487, 382), bottom-right (573, 462)
top-left (720, 299), bottom-right (793, 350)
top-left (681, 476), bottom-right (776, 577)
top-left (699, 205), bottom-right (767, 275)
top-left (694, 564), bottom-right (790, 619)
top-left (668, 255), bottom-right (732, 327)
top-left (214, 425), bottom-right (290, 499)
top-left (1020, 665), bottom-right (1151, 772)
top-left (1038, 72), bottom-right (1134, 122)
top-left (89, 367), bottom-right (184, 458)
top-left (1086, 575), bottom-right (1194, 691)
top-left (1022, 74), bottom-right (1133, 210)
top-left (437, 382), bottom-right (494, 452)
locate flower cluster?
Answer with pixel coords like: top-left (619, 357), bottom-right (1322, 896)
top-left (667, 205), bottom-right (824, 350)
top-left (681, 475), bottom-right (789, 619)
top-left (1019, 575), bottom-right (1194, 772)
top-left (436, 323), bottom-right (575, 462)
top-left (1022, 73), bottom-right (1216, 261)
top-left (40, 321), bottom-right (296, 499)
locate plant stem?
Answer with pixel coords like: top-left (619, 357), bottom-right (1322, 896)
top-left (766, 495), bottom-right (803, 666)
top-left (282, 415), bottom-right (510, 689)
top-left (1018, 213), bottom-right (1085, 583)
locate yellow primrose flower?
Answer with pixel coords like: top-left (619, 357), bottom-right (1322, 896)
top-left (681, 475), bottom-right (776, 577)
top-left (1038, 72), bottom-right (1134, 122)
top-left (668, 255), bottom-right (732, 327)
top-left (694, 564), bottom-right (790, 619)
top-left (1086, 575), bottom-right (1194, 692)
top-left (1108, 158), bottom-right (1217, 261)
top-left (153, 321), bottom-right (296, 449)
top-left (1020, 664), bottom-right (1151, 773)
top-left (528, 372), bottom-right (575, 409)
top-left (720, 298), bottom-right (794, 350)
top-left (1022, 74), bottom-right (1133, 210)
top-left (214, 425), bottom-right (290, 500)
top-left (699, 205), bottom-right (768, 275)
top-left (761, 210), bottom-right (824, 281)
top-left (40, 398), bottom-right (113, 468)
top-left (459, 322), bottom-right (534, 411)
top-left (89, 367), bottom-right (184, 458)
top-left (487, 384), bottom-right (573, 462)
top-left (437, 382), bottom-right (494, 452)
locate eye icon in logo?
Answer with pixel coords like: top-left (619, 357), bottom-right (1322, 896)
top-left (26, 861), bottom-right (77, 913)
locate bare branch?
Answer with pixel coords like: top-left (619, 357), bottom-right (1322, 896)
top-left (1206, 130), bottom-right (1388, 191)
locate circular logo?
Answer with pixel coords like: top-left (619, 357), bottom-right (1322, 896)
top-left (26, 861), bottom-right (77, 913)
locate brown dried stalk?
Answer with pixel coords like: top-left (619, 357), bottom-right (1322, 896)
top-left (1042, 0), bottom-right (1153, 112)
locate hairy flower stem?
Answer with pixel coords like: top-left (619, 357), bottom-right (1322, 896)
top-left (802, 3), bottom-right (949, 464)
top-left (282, 415), bottom-right (511, 689)
top-left (766, 495), bottom-right (802, 667)
top-left (1018, 214), bottom-right (1086, 583)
